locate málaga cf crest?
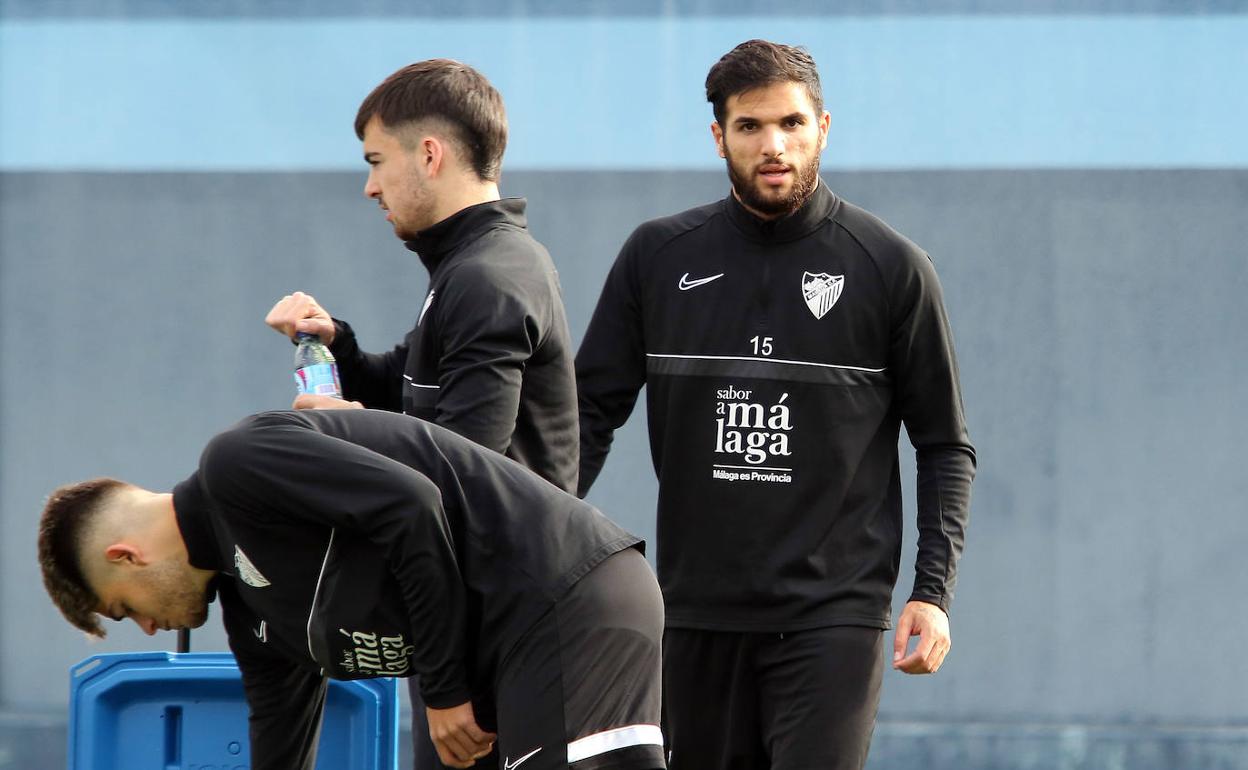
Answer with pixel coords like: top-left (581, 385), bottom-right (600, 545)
top-left (801, 272), bottom-right (844, 319)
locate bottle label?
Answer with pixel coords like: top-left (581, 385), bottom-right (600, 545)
top-left (295, 364), bottom-right (342, 397)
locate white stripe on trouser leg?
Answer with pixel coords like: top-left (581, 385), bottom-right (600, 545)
top-left (567, 724), bottom-right (664, 763)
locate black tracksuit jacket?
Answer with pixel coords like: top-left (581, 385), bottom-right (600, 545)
top-left (172, 409), bottom-right (638, 770)
top-left (328, 198), bottom-right (579, 493)
top-left (577, 180), bottom-right (976, 632)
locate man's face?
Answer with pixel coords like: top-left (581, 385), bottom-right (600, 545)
top-left (95, 557), bottom-right (210, 636)
top-left (361, 115), bottom-right (437, 240)
top-left (712, 81), bottom-right (830, 219)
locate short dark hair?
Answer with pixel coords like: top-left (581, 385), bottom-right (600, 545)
top-left (38, 478), bottom-right (126, 637)
top-left (705, 40), bottom-right (824, 126)
top-left (354, 59), bottom-right (508, 182)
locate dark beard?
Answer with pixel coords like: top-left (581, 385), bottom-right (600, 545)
top-left (726, 152), bottom-right (820, 219)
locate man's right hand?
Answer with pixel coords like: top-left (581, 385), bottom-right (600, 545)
top-left (427, 701), bottom-right (496, 768)
top-left (264, 291), bottom-right (336, 344)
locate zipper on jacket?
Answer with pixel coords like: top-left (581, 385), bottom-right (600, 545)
top-left (755, 255), bottom-right (772, 332)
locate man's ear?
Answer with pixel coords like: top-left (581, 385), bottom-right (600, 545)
top-left (104, 543), bottom-right (146, 567)
top-left (711, 122), bottom-right (726, 159)
top-left (421, 136), bottom-right (446, 179)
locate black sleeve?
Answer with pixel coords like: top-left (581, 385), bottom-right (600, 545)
top-left (201, 419), bottom-right (471, 708)
top-left (431, 261), bottom-right (539, 453)
top-left (328, 318), bottom-right (406, 410)
top-left (221, 590), bottom-right (328, 770)
top-left (889, 249), bottom-right (977, 614)
top-left (574, 234), bottom-right (649, 497)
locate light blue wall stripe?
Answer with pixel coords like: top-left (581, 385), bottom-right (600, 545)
top-left (7, 1), bottom-right (1248, 18)
top-left (2, 16), bottom-right (1245, 170)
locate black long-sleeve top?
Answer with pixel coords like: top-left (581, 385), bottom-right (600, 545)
top-left (172, 409), bottom-right (638, 770)
top-left (576, 180), bottom-right (975, 631)
top-left (328, 198), bottom-right (579, 493)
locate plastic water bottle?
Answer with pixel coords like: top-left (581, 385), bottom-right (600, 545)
top-left (293, 332), bottom-right (342, 398)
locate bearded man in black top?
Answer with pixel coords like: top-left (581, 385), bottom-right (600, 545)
top-left (576, 39), bottom-right (976, 770)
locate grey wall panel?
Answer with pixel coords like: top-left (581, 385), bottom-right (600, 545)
top-left (0, 172), bottom-right (427, 708)
top-left (824, 170), bottom-right (1248, 723)
top-left (3, 170), bottom-right (1247, 737)
top-left (1047, 188), bottom-right (1248, 721)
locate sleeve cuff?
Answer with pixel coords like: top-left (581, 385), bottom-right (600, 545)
top-left (327, 318), bottom-right (358, 357)
top-left (907, 592), bottom-right (950, 615)
top-left (421, 684), bottom-right (474, 710)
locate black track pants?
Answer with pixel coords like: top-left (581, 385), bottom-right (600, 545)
top-left (662, 626), bottom-right (884, 770)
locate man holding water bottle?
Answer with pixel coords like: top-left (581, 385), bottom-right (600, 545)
top-left (265, 59), bottom-right (577, 492)
top-left (263, 60), bottom-right (581, 769)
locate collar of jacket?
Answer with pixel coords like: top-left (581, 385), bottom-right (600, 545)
top-left (723, 177), bottom-right (837, 244)
top-left (172, 474), bottom-right (226, 572)
top-left (403, 197), bottom-right (528, 272)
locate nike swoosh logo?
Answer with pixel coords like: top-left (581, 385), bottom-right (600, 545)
top-left (678, 272), bottom-right (725, 291)
top-left (504, 747), bottom-right (542, 770)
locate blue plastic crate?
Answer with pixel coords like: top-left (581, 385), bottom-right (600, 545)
top-left (68, 652), bottom-right (399, 770)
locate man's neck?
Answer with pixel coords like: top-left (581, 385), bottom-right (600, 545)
top-left (432, 179), bottom-right (502, 226)
top-left (160, 492), bottom-right (218, 587)
top-left (731, 188), bottom-right (779, 222)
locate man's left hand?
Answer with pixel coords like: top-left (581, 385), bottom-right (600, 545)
top-left (892, 600), bottom-right (950, 674)
top-left (427, 701), bottom-right (496, 768)
top-left (292, 394), bottom-right (364, 410)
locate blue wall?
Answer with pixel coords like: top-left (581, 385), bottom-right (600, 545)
top-left (4, 15), bottom-right (1248, 170)
top-left (3, 3), bottom-right (1247, 769)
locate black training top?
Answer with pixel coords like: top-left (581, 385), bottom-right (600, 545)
top-left (172, 409), bottom-right (638, 770)
top-left (329, 198), bottom-right (579, 493)
top-left (577, 180), bottom-right (976, 632)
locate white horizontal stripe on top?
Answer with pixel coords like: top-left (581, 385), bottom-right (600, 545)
top-left (646, 352), bottom-right (885, 373)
